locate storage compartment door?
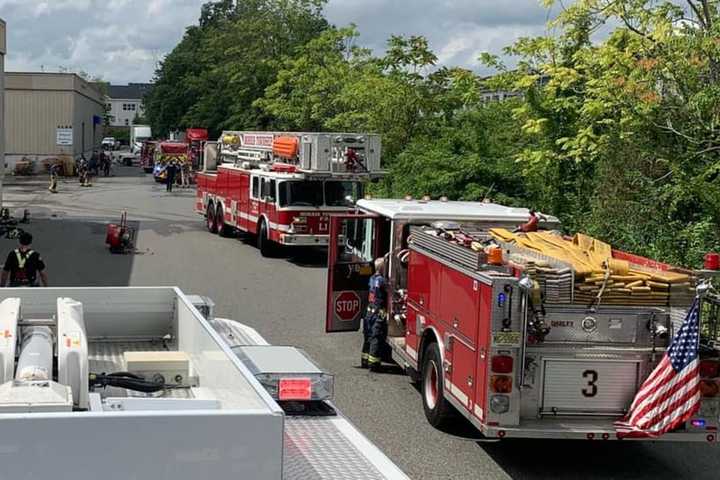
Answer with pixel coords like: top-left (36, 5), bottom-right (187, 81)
top-left (449, 337), bottom-right (476, 413)
top-left (541, 358), bottom-right (640, 416)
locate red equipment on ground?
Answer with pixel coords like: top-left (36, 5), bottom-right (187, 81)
top-left (105, 212), bottom-right (136, 254)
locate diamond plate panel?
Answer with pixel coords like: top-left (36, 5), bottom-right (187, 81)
top-left (284, 417), bottom-right (385, 480)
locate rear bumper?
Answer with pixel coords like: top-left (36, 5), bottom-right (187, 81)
top-left (279, 233), bottom-right (329, 246)
top-left (481, 418), bottom-right (718, 442)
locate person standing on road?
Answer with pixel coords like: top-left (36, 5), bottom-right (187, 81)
top-left (361, 257), bottom-right (391, 372)
top-left (1, 232), bottom-right (48, 287)
top-left (165, 159), bottom-right (178, 192)
top-left (48, 163), bottom-right (60, 193)
top-left (101, 148), bottom-right (111, 177)
top-left (180, 160), bottom-right (191, 188)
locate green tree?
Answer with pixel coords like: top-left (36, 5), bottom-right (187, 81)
top-left (483, 0), bottom-right (720, 266)
top-left (145, 0), bottom-right (328, 138)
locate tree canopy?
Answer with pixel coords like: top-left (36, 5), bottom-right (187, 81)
top-left (145, 0), bottom-right (720, 266)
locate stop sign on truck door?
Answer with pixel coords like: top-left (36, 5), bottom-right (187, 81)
top-left (335, 291), bottom-right (362, 322)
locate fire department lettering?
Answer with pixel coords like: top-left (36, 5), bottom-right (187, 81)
top-left (335, 291), bottom-right (362, 321)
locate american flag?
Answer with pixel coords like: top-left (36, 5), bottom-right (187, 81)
top-left (615, 298), bottom-right (701, 438)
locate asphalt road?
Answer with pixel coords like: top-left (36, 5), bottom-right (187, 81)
top-left (3, 167), bottom-right (719, 480)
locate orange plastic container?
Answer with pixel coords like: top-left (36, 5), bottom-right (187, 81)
top-left (272, 136), bottom-right (299, 160)
top-left (487, 247), bottom-right (503, 265)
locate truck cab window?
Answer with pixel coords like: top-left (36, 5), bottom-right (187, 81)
top-left (267, 179), bottom-right (276, 202)
top-left (340, 218), bottom-right (374, 263)
top-left (251, 177), bottom-right (259, 199)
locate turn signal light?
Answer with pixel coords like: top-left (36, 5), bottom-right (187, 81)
top-left (699, 360), bottom-right (720, 379)
top-left (491, 355), bottom-right (514, 374)
top-left (700, 380), bottom-right (719, 398)
top-left (491, 375), bottom-right (512, 393)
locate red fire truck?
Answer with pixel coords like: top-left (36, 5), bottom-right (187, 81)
top-left (325, 199), bottom-right (720, 441)
top-left (140, 140), bottom-right (159, 173)
top-left (186, 128), bottom-right (209, 170)
top-left (195, 131), bottom-right (384, 256)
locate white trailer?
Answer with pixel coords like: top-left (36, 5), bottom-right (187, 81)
top-left (0, 287), bottom-right (408, 480)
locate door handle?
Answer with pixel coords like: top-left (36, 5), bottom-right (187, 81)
top-left (453, 317), bottom-right (459, 329)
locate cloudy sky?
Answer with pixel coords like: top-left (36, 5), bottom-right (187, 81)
top-left (0, 0), bottom-right (556, 85)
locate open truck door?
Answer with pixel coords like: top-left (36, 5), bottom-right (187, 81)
top-left (326, 214), bottom-right (380, 332)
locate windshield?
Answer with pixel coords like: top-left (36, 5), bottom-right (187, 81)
top-left (278, 181), bottom-right (360, 207)
top-left (279, 181), bottom-right (324, 207)
top-left (325, 181), bottom-right (357, 206)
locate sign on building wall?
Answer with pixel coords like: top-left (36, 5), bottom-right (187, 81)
top-left (56, 126), bottom-right (73, 146)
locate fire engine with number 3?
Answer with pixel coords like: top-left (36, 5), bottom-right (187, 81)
top-left (325, 198), bottom-right (720, 441)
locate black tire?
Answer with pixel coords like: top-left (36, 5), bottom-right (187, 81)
top-left (257, 220), bottom-right (273, 257)
top-left (421, 342), bottom-right (455, 429)
top-left (216, 204), bottom-right (233, 237)
top-left (206, 204), bottom-right (218, 234)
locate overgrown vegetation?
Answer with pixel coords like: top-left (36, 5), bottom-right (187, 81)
top-left (145, 0), bottom-right (720, 267)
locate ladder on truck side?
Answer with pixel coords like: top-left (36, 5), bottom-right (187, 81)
top-left (218, 131), bottom-right (384, 178)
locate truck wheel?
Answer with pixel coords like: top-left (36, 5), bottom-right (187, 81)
top-left (206, 204), bottom-right (218, 234)
top-left (216, 204), bottom-right (233, 237)
top-left (257, 221), bottom-right (273, 257)
top-left (422, 343), bottom-right (455, 429)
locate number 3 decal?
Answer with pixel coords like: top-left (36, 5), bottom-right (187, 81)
top-left (582, 370), bottom-right (598, 397)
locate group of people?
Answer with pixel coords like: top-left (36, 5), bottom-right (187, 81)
top-left (49, 149), bottom-right (112, 192)
top-left (164, 159), bottom-right (192, 192)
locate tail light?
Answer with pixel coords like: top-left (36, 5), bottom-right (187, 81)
top-left (491, 375), bottom-right (512, 393)
top-left (700, 380), bottom-right (719, 398)
top-left (699, 360), bottom-right (720, 379)
top-left (491, 355), bottom-right (514, 374)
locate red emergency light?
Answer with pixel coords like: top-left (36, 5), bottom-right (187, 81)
top-left (279, 378), bottom-right (313, 401)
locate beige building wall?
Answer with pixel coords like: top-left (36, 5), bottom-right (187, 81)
top-left (4, 72), bottom-right (105, 170)
top-left (1, 19), bottom-right (6, 202)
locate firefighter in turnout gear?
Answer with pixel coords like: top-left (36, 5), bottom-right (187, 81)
top-left (361, 257), bottom-right (390, 372)
top-left (1, 232), bottom-right (48, 287)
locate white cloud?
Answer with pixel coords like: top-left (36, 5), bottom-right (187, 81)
top-left (0, 0), bottom-right (556, 83)
top-left (1, 0), bottom-right (204, 83)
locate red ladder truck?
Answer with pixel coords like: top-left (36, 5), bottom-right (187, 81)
top-left (195, 131), bottom-right (384, 256)
top-left (325, 198), bottom-right (720, 441)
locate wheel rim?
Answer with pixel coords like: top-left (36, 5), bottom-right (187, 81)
top-left (207, 207), bottom-right (215, 231)
top-left (217, 207), bottom-right (225, 233)
top-left (424, 359), bottom-right (439, 410)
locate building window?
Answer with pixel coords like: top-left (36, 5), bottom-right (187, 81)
top-left (125, 119), bottom-right (129, 126)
